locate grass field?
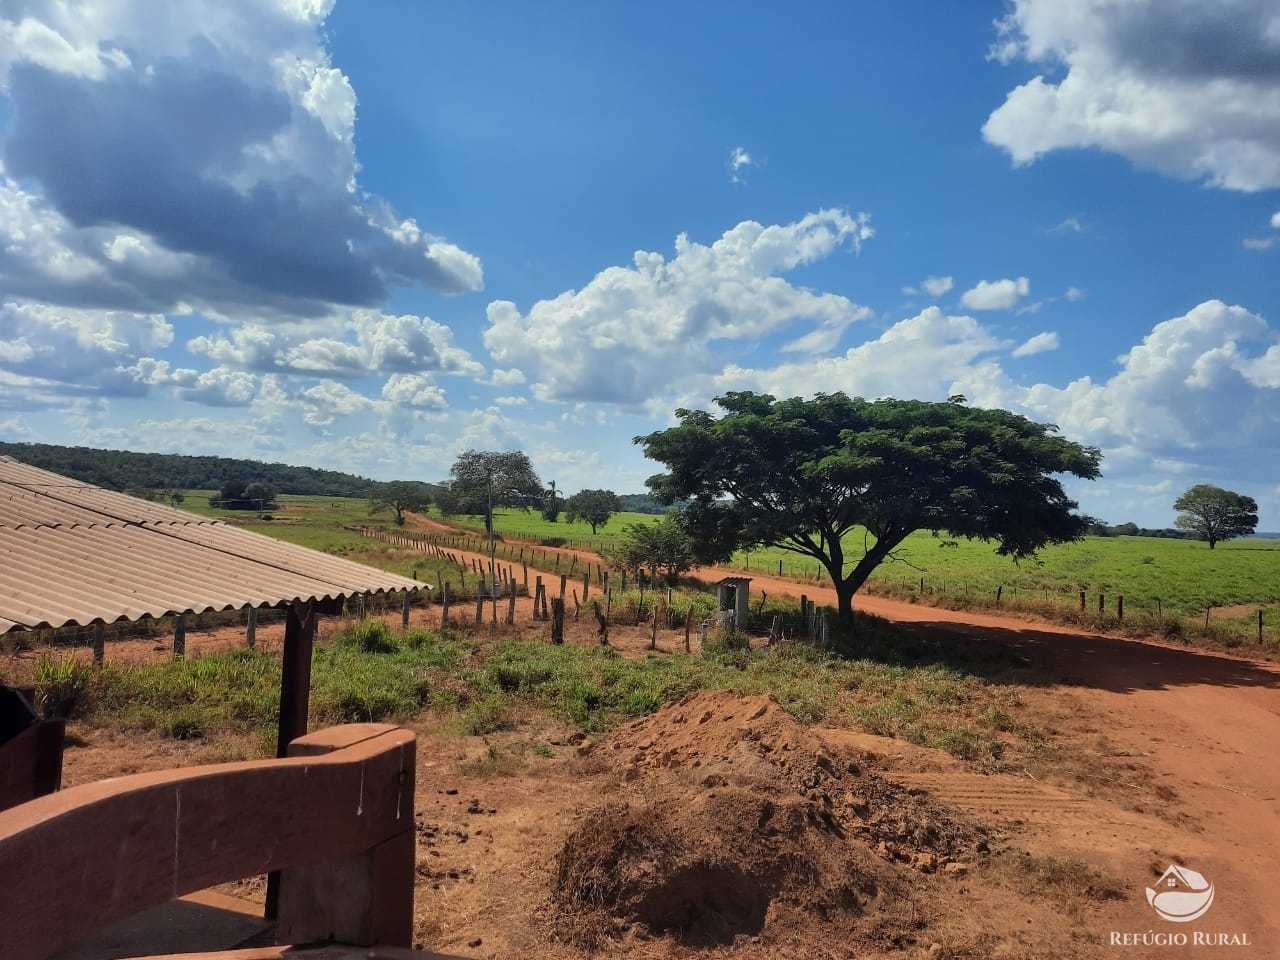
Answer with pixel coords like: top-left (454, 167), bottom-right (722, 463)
top-left (170, 491), bottom-right (1279, 649)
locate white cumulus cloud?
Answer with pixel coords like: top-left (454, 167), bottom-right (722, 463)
top-left (960, 277), bottom-right (1030, 311)
top-left (483, 210), bottom-right (874, 406)
top-left (984, 0), bottom-right (1280, 191)
top-left (922, 275), bottom-right (954, 297)
top-left (1011, 331), bottom-right (1060, 357)
top-left (0, 0), bottom-right (481, 318)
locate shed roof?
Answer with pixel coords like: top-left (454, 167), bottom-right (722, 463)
top-left (0, 457), bottom-right (424, 634)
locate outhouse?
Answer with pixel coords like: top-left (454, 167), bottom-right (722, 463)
top-left (716, 576), bottom-right (751, 629)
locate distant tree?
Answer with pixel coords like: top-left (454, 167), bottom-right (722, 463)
top-left (1173, 484), bottom-right (1258, 549)
top-left (565, 489), bottom-right (622, 534)
top-left (370, 481), bottom-right (431, 526)
top-left (219, 479), bottom-right (248, 503)
top-left (160, 488), bottom-right (185, 508)
top-left (442, 450), bottom-right (543, 534)
top-left (542, 480), bottom-right (563, 523)
top-left (611, 517), bottom-right (694, 585)
top-left (639, 392), bottom-right (1101, 626)
top-left (241, 482), bottom-right (278, 510)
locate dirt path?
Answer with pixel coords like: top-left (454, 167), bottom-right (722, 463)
top-left (400, 518), bottom-right (1280, 949)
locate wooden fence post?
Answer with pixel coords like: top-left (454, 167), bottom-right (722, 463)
top-left (592, 600), bottom-right (609, 645)
top-left (474, 581), bottom-right (485, 623)
top-left (441, 582), bottom-right (451, 626)
top-left (533, 576), bottom-right (543, 620)
top-left (1079, 591), bottom-right (1085, 612)
top-left (245, 607), bottom-right (257, 649)
top-left (1098, 593), bottom-right (1104, 614)
top-left (583, 570), bottom-right (590, 600)
top-left (684, 607), bottom-right (693, 653)
top-left (1116, 596), bottom-right (1124, 620)
top-left (507, 579), bottom-right (517, 625)
top-left (92, 622), bottom-right (104, 665)
top-left (650, 607), bottom-right (658, 650)
top-left (173, 614), bottom-right (186, 660)
top-left (551, 598), bottom-right (565, 644)
top-left (402, 590), bottom-right (411, 628)
top-left (559, 574), bottom-right (567, 602)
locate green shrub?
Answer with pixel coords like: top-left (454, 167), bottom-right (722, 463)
top-left (336, 618), bottom-right (398, 654)
top-left (32, 654), bottom-right (94, 719)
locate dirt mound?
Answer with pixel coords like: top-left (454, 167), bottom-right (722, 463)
top-left (549, 691), bottom-right (989, 949)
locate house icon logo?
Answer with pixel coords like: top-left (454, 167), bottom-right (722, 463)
top-left (1146, 865), bottom-right (1215, 922)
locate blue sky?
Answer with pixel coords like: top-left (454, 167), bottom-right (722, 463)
top-left (1, 0), bottom-right (1278, 529)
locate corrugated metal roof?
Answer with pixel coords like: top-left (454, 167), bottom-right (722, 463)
top-left (0, 456), bottom-right (425, 633)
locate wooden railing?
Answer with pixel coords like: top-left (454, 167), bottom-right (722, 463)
top-left (0, 724), bottom-right (423, 960)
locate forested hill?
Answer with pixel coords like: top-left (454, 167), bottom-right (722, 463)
top-left (0, 442), bottom-right (377, 497)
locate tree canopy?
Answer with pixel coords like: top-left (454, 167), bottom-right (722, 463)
top-left (370, 480), bottom-right (432, 526)
top-left (436, 450), bottom-right (543, 533)
top-left (638, 392), bottom-right (1102, 625)
top-left (565, 489), bottom-right (622, 534)
top-left (1173, 484), bottom-right (1258, 549)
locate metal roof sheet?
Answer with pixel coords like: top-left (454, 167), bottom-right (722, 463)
top-left (0, 456), bottom-right (425, 633)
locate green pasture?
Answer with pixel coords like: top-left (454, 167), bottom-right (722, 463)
top-left (167, 490), bottom-right (1278, 647)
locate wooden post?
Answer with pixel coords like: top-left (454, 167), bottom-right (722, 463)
top-left (1098, 593), bottom-right (1104, 614)
top-left (778, 559), bottom-right (782, 576)
top-left (603, 571), bottom-right (609, 594)
top-left (1260, 609), bottom-right (1264, 644)
top-left (441, 582), bottom-right (451, 625)
top-left (507, 579), bottom-right (517, 625)
top-left (1079, 591), bottom-right (1085, 612)
top-left (401, 590), bottom-right (411, 628)
top-left (591, 600), bottom-right (608, 645)
top-left (551, 598), bottom-right (565, 644)
top-left (267, 601), bottom-right (317, 919)
top-left (996, 585), bottom-right (1003, 605)
top-left (522, 561), bottom-right (528, 590)
top-left (92, 622), bottom-right (104, 665)
top-left (569, 556), bottom-right (577, 575)
top-left (474, 581), bottom-right (485, 623)
top-left (799, 595), bottom-right (808, 635)
top-left (684, 607), bottom-right (693, 653)
top-left (490, 579), bottom-right (498, 624)
top-left (583, 570), bottom-right (590, 600)
top-left (246, 606), bottom-right (258, 648)
top-left (173, 613), bottom-right (186, 660)
top-left (650, 606), bottom-right (658, 650)
top-left (605, 587), bottom-right (612, 624)
top-left (559, 574), bottom-right (567, 601)
top-left (1117, 596), bottom-right (1124, 620)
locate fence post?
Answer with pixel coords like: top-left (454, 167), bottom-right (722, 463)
top-left (474, 580), bottom-right (485, 623)
top-left (490, 579), bottom-right (498, 625)
top-left (441, 582), bottom-right (451, 626)
top-left (533, 576), bottom-right (543, 619)
top-left (1098, 593), bottom-right (1105, 614)
top-left (684, 607), bottom-right (693, 652)
top-left (996, 586), bottom-right (1002, 605)
top-left (1079, 591), bottom-right (1085, 612)
top-left (402, 590), bottom-right (411, 628)
top-left (799, 595), bottom-right (808, 636)
top-left (1116, 596), bottom-right (1123, 620)
top-left (650, 607), bottom-right (658, 650)
top-left (173, 614), bottom-right (186, 660)
top-left (1260, 609), bottom-right (1265, 644)
top-left (551, 598), bottom-right (565, 644)
top-left (92, 621), bottom-right (104, 665)
top-left (559, 574), bottom-right (567, 602)
top-left (583, 571), bottom-right (590, 601)
top-left (507, 579), bottom-right (517, 625)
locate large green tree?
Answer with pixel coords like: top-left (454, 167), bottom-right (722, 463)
top-left (370, 480), bottom-right (431, 526)
top-left (1173, 484), bottom-right (1258, 549)
top-left (638, 392), bottom-right (1102, 625)
top-left (565, 488), bottom-right (622, 534)
top-left (438, 450), bottom-right (543, 534)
